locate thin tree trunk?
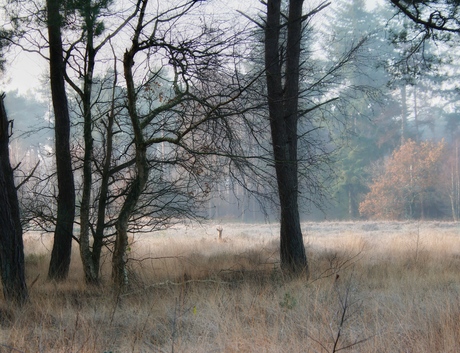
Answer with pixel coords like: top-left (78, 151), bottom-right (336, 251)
top-left (401, 84), bottom-right (407, 146)
top-left (93, 52), bottom-right (124, 276)
top-left (413, 86), bottom-right (419, 141)
top-left (79, 79), bottom-right (97, 283)
top-left (456, 140), bottom-right (459, 221)
top-left (450, 195), bottom-right (457, 222)
top-left (348, 186), bottom-right (354, 220)
top-left (112, 23), bottom-right (149, 288)
top-left (0, 94), bottom-right (28, 304)
top-left (92, 77), bottom-right (116, 280)
top-left (265, 0), bottom-right (308, 276)
top-left (420, 193), bottom-right (424, 219)
top-left (47, 0), bottom-right (76, 281)
top-left (79, 4), bottom-right (98, 284)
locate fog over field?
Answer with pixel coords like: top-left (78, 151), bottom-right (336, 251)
top-left (23, 221), bottom-right (460, 278)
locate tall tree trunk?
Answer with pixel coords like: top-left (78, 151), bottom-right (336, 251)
top-left (79, 73), bottom-right (97, 284)
top-left (47, 0), bottom-right (76, 281)
top-left (112, 35), bottom-right (149, 289)
top-left (79, 6), bottom-right (98, 284)
top-left (265, 0), bottom-right (308, 276)
top-left (92, 81), bottom-right (116, 282)
top-left (92, 70), bottom-right (119, 281)
top-left (0, 94), bottom-right (28, 304)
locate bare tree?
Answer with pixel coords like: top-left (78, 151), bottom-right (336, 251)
top-left (111, 0), bottom-right (256, 288)
top-left (61, 0), bottom-right (141, 284)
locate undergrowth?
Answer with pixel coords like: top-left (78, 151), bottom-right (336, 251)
top-left (1, 221), bottom-right (459, 352)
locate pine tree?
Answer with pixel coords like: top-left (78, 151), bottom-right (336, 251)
top-left (324, 0), bottom-right (400, 218)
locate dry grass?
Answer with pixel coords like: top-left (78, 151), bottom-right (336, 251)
top-left (1, 221), bottom-right (460, 352)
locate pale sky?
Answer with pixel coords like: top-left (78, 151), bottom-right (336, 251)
top-left (1, 0), bottom-right (385, 97)
top-left (2, 47), bottom-right (46, 97)
top-left (1, 0), bottom-right (259, 97)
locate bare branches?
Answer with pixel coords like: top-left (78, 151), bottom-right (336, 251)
top-left (15, 160), bottom-right (39, 190)
top-left (390, 0), bottom-right (460, 34)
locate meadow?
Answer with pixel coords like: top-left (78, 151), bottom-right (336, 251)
top-left (1, 221), bottom-right (460, 352)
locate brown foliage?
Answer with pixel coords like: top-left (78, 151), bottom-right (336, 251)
top-left (359, 139), bottom-right (445, 220)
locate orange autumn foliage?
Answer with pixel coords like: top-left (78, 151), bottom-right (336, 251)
top-left (359, 139), bottom-right (445, 220)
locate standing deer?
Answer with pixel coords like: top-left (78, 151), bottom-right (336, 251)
top-left (216, 226), bottom-right (223, 241)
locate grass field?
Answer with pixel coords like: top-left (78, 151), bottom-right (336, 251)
top-left (1, 221), bottom-right (460, 352)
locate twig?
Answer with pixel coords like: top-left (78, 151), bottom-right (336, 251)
top-left (28, 274), bottom-right (40, 290)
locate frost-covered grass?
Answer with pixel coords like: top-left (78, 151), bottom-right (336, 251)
top-left (1, 221), bottom-right (460, 352)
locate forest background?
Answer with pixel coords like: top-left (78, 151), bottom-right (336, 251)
top-left (2, 0), bottom-right (459, 224)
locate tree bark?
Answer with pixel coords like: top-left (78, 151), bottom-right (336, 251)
top-left (92, 90), bottom-right (116, 283)
top-left (265, 0), bottom-right (308, 275)
top-left (47, 0), bottom-right (76, 281)
top-left (0, 94), bottom-right (28, 304)
top-left (112, 29), bottom-right (149, 288)
top-left (78, 3), bottom-right (98, 285)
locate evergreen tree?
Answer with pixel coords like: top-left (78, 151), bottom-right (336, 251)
top-left (323, 0), bottom-right (400, 219)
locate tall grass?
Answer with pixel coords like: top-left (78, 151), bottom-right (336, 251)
top-left (1, 221), bottom-right (459, 352)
